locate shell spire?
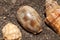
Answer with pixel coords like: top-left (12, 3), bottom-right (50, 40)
top-left (45, 0), bottom-right (59, 16)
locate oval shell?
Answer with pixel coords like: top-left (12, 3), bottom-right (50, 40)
top-left (17, 6), bottom-right (42, 34)
top-left (2, 23), bottom-right (22, 40)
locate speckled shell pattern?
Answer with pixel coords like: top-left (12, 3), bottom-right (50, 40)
top-left (17, 6), bottom-right (42, 34)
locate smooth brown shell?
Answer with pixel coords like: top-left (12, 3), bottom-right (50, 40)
top-left (45, 0), bottom-right (60, 35)
top-left (17, 6), bottom-right (42, 34)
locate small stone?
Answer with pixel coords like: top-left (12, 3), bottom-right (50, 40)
top-left (2, 22), bottom-right (22, 40)
top-left (3, 17), bottom-right (6, 19)
top-left (11, 0), bottom-right (16, 4)
top-left (0, 7), bottom-right (5, 14)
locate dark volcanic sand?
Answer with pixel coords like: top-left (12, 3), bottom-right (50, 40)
top-left (0, 0), bottom-right (60, 40)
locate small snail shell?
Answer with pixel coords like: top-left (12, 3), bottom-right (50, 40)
top-left (16, 6), bottom-right (42, 34)
top-left (2, 23), bottom-right (22, 40)
top-left (45, 0), bottom-right (60, 35)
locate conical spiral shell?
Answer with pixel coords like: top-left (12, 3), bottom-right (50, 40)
top-left (45, 0), bottom-right (60, 35)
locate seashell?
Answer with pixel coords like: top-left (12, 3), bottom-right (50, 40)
top-left (45, 0), bottom-right (60, 35)
top-left (2, 23), bottom-right (22, 40)
top-left (16, 6), bottom-right (42, 34)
